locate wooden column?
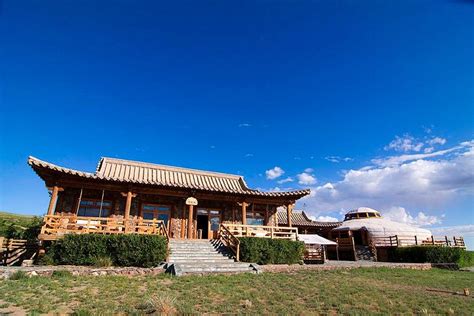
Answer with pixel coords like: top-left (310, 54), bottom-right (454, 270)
top-left (121, 191), bottom-right (137, 221)
top-left (47, 186), bottom-right (63, 215)
top-left (241, 202), bottom-right (248, 225)
top-left (187, 204), bottom-right (194, 239)
top-left (287, 203), bottom-right (294, 227)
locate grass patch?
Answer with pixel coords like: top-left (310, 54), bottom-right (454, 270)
top-left (0, 268), bottom-right (472, 314)
top-left (9, 271), bottom-right (28, 280)
top-left (51, 270), bottom-right (73, 278)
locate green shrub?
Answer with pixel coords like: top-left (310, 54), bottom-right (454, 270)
top-left (92, 256), bottom-right (113, 267)
top-left (51, 270), bottom-right (73, 278)
top-left (37, 253), bottom-right (55, 266)
top-left (458, 250), bottom-right (474, 268)
top-left (238, 237), bottom-right (304, 265)
top-left (49, 234), bottom-right (167, 267)
top-left (391, 246), bottom-right (472, 266)
top-left (9, 270), bottom-right (28, 280)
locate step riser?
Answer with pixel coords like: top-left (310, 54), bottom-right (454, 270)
top-left (168, 240), bottom-right (253, 275)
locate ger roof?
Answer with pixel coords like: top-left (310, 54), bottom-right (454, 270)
top-left (277, 209), bottom-right (341, 228)
top-left (346, 207), bottom-right (381, 215)
top-left (28, 156), bottom-right (310, 198)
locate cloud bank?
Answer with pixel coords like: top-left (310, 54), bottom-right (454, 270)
top-left (300, 140), bottom-right (474, 226)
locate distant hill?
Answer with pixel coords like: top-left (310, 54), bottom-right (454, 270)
top-left (0, 211), bottom-right (42, 239)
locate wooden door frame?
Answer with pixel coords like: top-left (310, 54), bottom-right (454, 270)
top-left (196, 208), bottom-right (222, 239)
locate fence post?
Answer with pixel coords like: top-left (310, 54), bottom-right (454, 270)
top-left (453, 236), bottom-right (457, 246)
top-left (395, 235), bottom-right (399, 247)
top-left (352, 237), bottom-right (357, 261)
top-left (414, 235), bottom-right (418, 245)
top-left (431, 235), bottom-right (435, 245)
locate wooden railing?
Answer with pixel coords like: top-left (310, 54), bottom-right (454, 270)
top-left (222, 223), bottom-right (298, 241)
top-left (304, 245), bottom-right (324, 262)
top-left (0, 238), bottom-right (38, 266)
top-left (39, 215), bottom-right (168, 240)
top-left (218, 224), bottom-right (240, 261)
top-left (371, 235), bottom-right (466, 248)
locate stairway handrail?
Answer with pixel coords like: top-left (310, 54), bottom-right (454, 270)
top-left (218, 224), bottom-right (240, 262)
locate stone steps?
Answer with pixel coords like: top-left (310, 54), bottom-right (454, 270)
top-left (167, 239), bottom-right (257, 276)
top-left (355, 246), bottom-right (375, 261)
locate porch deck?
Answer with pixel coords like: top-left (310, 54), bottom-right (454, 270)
top-left (38, 215), bottom-right (298, 242)
top-left (39, 215), bottom-right (170, 241)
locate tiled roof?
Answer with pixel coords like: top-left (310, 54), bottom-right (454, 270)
top-left (277, 210), bottom-right (341, 228)
top-left (28, 156), bottom-right (311, 198)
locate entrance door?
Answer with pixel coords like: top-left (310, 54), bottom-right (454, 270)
top-left (208, 210), bottom-right (221, 239)
top-left (196, 214), bottom-right (208, 239)
top-left (352, 230), bottom-right (363, 245)
top-left (196, 208), bottom-right (221, 239)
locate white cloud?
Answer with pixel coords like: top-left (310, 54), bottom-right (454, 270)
top-left (277, 177), bottom-right (294, 184)
top-left (428, 137), bottom-right (446, 146)
top-left (300, 140), bottom-right (474, 219)
top-left (384, 134), bottom-right (448, 156)
top-left (383, 206), bottom-right (441, 227)
top-left (245, 153), bottom-right (254, 157)
top-left (304, 168), bottom-right (314, 173)
top-left (238, 123), bottom-right (251, 127)
top-left (325, 156), bottom-right (353, 163)
top-left (431, 225), bottom-right (474, 237)
top-left (372, 143), bottom-right (467, 167)
top-left (315, 215), bottom-right (340, 222)
top-left (268, 187), bottom-right (282, 192)
top-left (297, 172), bottom-right (317, 185)
top-left (384, 135), bottom-right (424, 152)
top-left (265, 166), bottom-right (285, 180)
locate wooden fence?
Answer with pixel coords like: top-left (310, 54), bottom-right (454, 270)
top-left (222, 223), bottom-right (298, 241)
top-left (372, 235), bottom-right (466, 248)
top-left (0, 238), bottom-right (38, 266)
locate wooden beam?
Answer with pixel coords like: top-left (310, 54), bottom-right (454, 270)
top-left (46, 186), bottom-right (63, 215)
top-left (45, 178), bottom-right (299, 205)
top-left (187, 204), bottom-right (194, 239)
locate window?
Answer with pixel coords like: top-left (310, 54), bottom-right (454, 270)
top-left (77, 199), bottom-right (112, 217)
top-left (141, 204), bottom-right (171, 226)
top-left (246, 209), bottom-right (265, 226)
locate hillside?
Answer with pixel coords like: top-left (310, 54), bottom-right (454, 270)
top-left (0, 211), bottom-right (42, 239)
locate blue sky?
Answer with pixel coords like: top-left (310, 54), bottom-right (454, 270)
top-left (0, 1), bottom-right (473, 247)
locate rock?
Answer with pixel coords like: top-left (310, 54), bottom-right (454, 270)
top-left (241, 300), bottom-right (252, 308)
top-left (21, 260), bottom-right (34, 267)
top-left (29, 271), bottom-right (38, 277)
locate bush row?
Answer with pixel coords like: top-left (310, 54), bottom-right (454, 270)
top-left (47, 234), bottom-right (167, 267)
top-left (390, 246), bottom-right (474, 267)
top-left (238, 237), bottom-right (304, 265)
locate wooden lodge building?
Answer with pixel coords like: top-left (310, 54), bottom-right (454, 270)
top-left (28, 156), bottom-right (310, 241)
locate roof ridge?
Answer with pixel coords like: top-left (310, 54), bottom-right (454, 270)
top-left (98, 157), bottom-right (244, 179)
